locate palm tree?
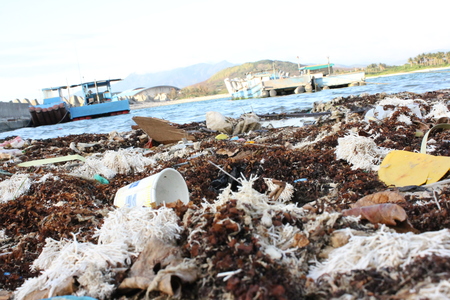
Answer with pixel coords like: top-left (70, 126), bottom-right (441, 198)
top-left (407, 57), bottom-right (414, 67)
top-left (436, 52), bottom-right (444, 65)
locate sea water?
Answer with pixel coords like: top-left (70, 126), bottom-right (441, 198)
top-left (1, 69), bottom-right (450, 140)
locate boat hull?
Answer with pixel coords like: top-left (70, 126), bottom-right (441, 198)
top-left (70, 100), bottom-right (130, 119)
top-left (316, 72), bottom-right (365, 88)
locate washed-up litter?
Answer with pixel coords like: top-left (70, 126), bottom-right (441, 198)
top-left (113, 168), bottom-right (189, 208)
top-left (0, 136), bottom-right (26, 148)
top-left (132, 116), bottom-right (195, 144)
top-left (0, 149), bottom-right (23, 160)
top-left (18, 155), bottom-right (86, 167)
top-left (364, 97), bottom-right (423, 123)
top-left (214, 133), bottom-right (228, 140)
top-left (93, 174), bottom-right (109, 185)
top-left (0, 169), bottom-right (13, 176)
top-left (206, 111), bottom-right (261, 135)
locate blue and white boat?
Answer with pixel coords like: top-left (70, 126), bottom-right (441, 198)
top-left (29, 79), bottom-right (130, 126)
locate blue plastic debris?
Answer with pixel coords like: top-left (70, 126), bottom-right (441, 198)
top-left (41, 296), bottom-right (98, 300)
top-left (93, 174), bottom-right (109, 184)
top-left (294, 178), bottom-right (308, 183)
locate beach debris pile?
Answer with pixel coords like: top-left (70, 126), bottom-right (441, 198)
top-left (2, 89), bottom-right (450, 299)
top-left (206, 111), bottom-right (261, 135)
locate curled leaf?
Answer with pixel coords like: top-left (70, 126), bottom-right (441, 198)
top-left (343, 203), bottom-right (407, 226)
top-left (351, 190), bottom-right (405, 208)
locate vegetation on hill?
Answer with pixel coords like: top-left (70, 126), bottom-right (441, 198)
top-left (177, 52), bottom-right (450, 99)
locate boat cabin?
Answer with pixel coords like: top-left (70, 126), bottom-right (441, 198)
top-left (72, 79), bottom-right (122, 106)
top-left (41, 86), bottom-right (70, 108)
top-left (299, 63), bottom-right (334, 76)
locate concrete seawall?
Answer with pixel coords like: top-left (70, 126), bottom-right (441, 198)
top-left (0, 102), bottom-right (31, 134)
top-left (0, 102), bottom-right (30, 119)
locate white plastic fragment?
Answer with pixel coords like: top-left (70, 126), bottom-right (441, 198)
top-left (425, 101), bottom-right (450, 120)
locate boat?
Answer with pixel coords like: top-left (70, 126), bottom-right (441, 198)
top-left (29, 79), bottom-right (130, 126)
top-left (224, 63), bottom-right (365, 100)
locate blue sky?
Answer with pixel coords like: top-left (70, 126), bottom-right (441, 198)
top-left (1, 0), bottom-right (449, 101)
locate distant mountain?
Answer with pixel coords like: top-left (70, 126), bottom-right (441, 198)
top-left (111, 61), bottom-right (235, 92)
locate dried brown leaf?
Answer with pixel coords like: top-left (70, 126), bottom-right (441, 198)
top-left (216, 148), bottom-right (240, 157)
top-left (343, 203), bottom-right (407, 226)
top-left (351, 190), bottom-right (405, 208)
top-left (291, 233), bottom-right (309, 248)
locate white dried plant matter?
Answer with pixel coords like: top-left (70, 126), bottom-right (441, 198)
top-left (16, 238), bottom-right (130, 300)
top-left (425, 101), bottom-right (450, 120)
top-left (308, 226), bottom-right (450, 280)
top-left (378, 97), bottom-right (416, 106)
top-left (71, 148), bottom-right (155, 179)
top-left (254, 223), bottom-right (303, 261)
top-left (264, 178), bottom-right (294, 203)
top-left (16, 206), bottom-right (182, 300)
top-left (397, 114), bottom-right (412, 125)
top-left (95, 206), bottom-right (183, 252)
top-left (302, 212), bottom-right (342, 238)
top-left (227, 175), bottom-right (304, 215)
top-left (335, 132), bottom-right (391, 171)
top-left (293, 130), bottom-right (331, 150)
top-left (36, 173), bottom-right (60, 183)
top-left (412, 279), bottom-right (450, 299)
top-left (152, 145), bottom-right (201, 162)
top-left (210, 176), bottom-right (307, 262)
top-left (0, 173), bottom-right (31, 203)
top-left (0, 229), bottom-right (8, 242)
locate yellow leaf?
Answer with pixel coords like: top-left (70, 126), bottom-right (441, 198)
top-left (378, 150), bottom-right (450, 187)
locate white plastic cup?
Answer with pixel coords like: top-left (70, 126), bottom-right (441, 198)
top-left (113, 168), bottom-right (189, 208)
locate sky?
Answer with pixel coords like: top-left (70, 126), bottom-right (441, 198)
top-left (1, 0), bottom-right (449, 102)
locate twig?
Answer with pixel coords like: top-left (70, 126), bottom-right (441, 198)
top-left (423, 178), bottom-right (450, 189)
top-left (433, 190), bottom-right (441, 210)
top-left (217, 269), bottom-right (242, 281)
top-left (208, 160), bottom-right (239, 183)
top-left (12, 176), bottom-right (28, 200)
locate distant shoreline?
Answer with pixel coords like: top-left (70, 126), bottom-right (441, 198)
top-left (129, 93), bottom-right (230, 111)
top-left (367, 66), bottom-right (450, 79)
